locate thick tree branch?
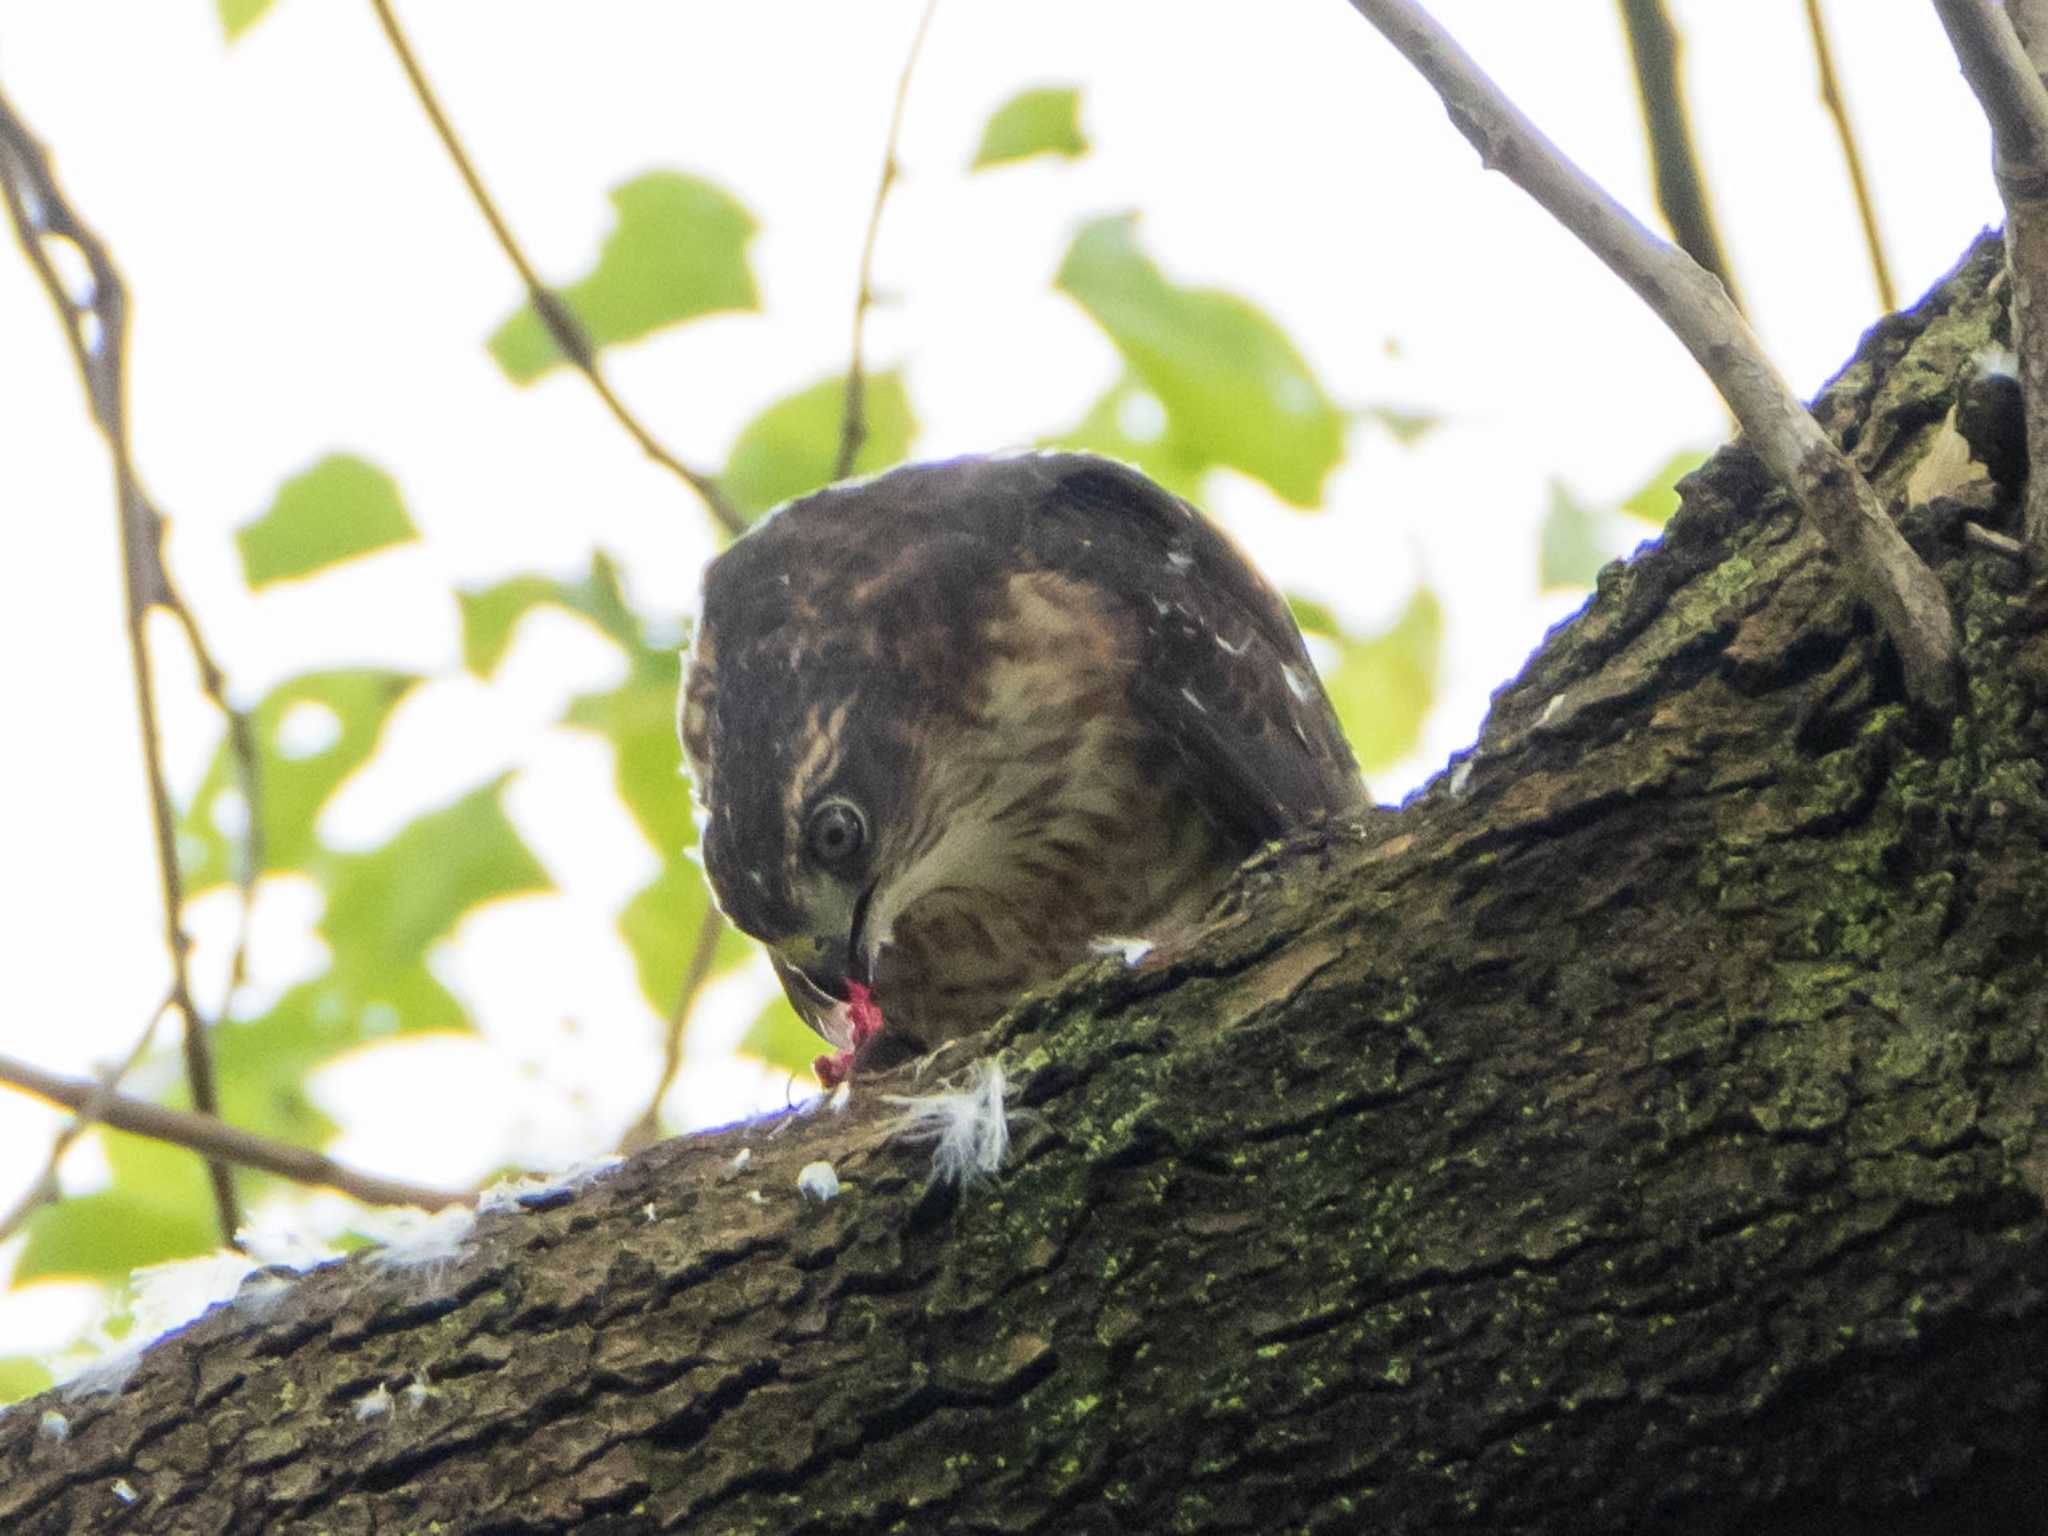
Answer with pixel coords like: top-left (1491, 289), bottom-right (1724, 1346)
top-left (0, 1054), bottom-right (464, 1213)
top-left (1341, 0), bottom-right (1960, 715)
top-left (4, 238), bottom-right (2041, 1533)
top-left (833, 0), bottom-right (940, 482)
top-left (1934, 0), bottom-right (2048, 563)
top-left (366, 0), bottom-right (743, 539)
top-left (0, 81), bottom-right (248, 1246)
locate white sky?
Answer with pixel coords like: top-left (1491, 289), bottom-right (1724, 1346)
top-left (0, 1), bottom-right (2004, 1354)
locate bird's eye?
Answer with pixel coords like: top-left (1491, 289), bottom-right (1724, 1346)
top-left (805, 798), bottom-right (867, 865)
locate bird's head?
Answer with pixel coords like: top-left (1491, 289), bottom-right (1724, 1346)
top-left (680, 625), bottom-right (920, 1037)
top-left (677, 467), bottom-right (994, 1040)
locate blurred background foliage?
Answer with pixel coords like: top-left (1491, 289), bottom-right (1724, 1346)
top-left (1, 0), bottom-right (1885, 1399)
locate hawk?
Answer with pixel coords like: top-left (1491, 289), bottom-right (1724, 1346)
top-left (679, 452), bottom-right (1366, 1081)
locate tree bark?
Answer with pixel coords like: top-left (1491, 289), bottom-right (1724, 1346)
top-left (7, 234), bottom-right (2048, 1535)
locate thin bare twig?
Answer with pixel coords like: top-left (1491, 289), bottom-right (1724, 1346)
top-left (1613, 0), bottom-right (1743, 312)
top-left (0, 999), bottom-right (173, 1246)
top-left (833, 0), bottom-right (941, 482)
top-left (1802, 0), bottom-right (1895, 313)
top-left (1933, 0), bottom-right (2048, 563)
top-left (618, 905), bottom-right (726, 1155)
top-left (1341, 0), bottom-right (1959, 715)
top-left (366, 0), bottom-right (743, 539)
top-left (0, 1054), bottom-right (465, 1211)
top-left (0, 82), bottom-right (249, 1245)
top-left (164, 603), bottom-right (265, 1013)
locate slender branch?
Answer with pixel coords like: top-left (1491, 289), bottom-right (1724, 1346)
top-left (365, 0), bottom-right (743, 539)
top-left (618, 905), bottom-right (727, 1155)
top-left (2000, 0), bottom-right (2048, 83)
top-left (1933, 0), bottom-right (2048, 563)
top-left (833, 0), bottom-right (941, 482)
top-left (1613, 0), bottom-right (1743, 312)
top-left (0, 999), bottom-right (172, 1246)
top-left (164, 602), bottom-right (264, 1013)
top-left (1800, 0), bottom-right (1894, 314)
top-left (0, 82), bottom-right (247, 1245)
top-left (1339, 0), bottom-right (1959, 715)
top-left (0, 1054), bottom-right (465, 1212)
top-left (1936, 0), bottom-right (2048, 159)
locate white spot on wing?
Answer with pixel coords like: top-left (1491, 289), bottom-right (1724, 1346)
top-left (1282, 664), bottom-right (1314, 702)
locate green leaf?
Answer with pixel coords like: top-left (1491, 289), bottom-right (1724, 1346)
top-left (487, 172), bottom-right (759, 384)
top-left (566, 648), bottom-right (693, 852)
top-left (1055, 216), bottom-right (1344, 506)
top-left (1359, 403), bottom-right (1443, 447)
top-left (1620, 450), bottom-right (1708, 526)
top-left (1539, 480), bottom-right (1610, 591)
top-left (210, 998), bottom-right (349, 1146)
top-left (457, 576), bottom-right (563, 678)
top-left (740, 996), bottom-right (827, 1079)
top-left (618, 859), bottom-right (710, 1014)
top-left (180, 670), bottom-right (419, 893)
top-left (217, 0), bottom-right (274, 41)
top-left (1323, 586), bottom-right (1443, 775)
top-left (17, 1133), bottom-right (221, 1284)
top-left (456, 555), bottom-right (643, 678)
top-left (722, 372), bottom-right (915, 522)
top-left (1042, 372), bottom-right (1204, 503)
top-left (0, 1356), bottom-right (54, 1406)
top-left (194, 778), bottom-right (548, 1138)
top-left (236, 455), bottom-right (418, 589)
top-left (322, 776), bottom-right (552, 996)
top-left (971, 86), bottom-right (1089, 169)
top-left (211, 966), bottom-right (476, 1148)
top-left (1286, 593), bottom-right (1343, 637)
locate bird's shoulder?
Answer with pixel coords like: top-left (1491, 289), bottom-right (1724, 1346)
top-left (698, 453), bottom-right (1367, 842)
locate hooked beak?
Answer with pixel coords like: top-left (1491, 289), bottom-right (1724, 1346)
top-left (778, 931), bottom-right (857, 1003)
top-left (775, 882), bottom-right (875, 1005)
